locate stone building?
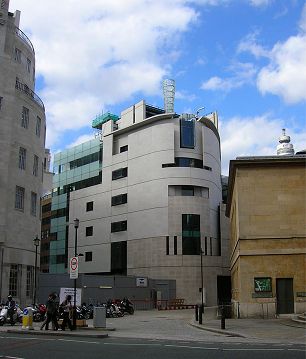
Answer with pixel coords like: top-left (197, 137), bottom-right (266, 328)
top-left (66, 100), bottom-right (230, 305)
top-left (226, 154), bottom-right (306, 318)
top-left (0, 1), bottom-right (46, 305)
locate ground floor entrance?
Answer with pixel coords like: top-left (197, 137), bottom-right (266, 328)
top-left (276, 278), bottom-right (294, 314)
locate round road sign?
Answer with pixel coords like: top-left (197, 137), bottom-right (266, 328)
top-left (70, 257), bottom-right (78, 271)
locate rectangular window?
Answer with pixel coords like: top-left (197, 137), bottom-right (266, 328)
top-left (33, 155), bottom-right (39, 176)
top-left (18, 147), bottom-right (26, 170)
top-left (112, 167), bottom-right (128, 180)
top-left (15, 186), bottom-right (25, 210)
top-left (86, 201), bottom-right (93, 212)
top-left (9, 264), bottom-right (18, 297)
top-left (174, 236), bottom-right (177, 255)
top-left (166, 236), bottom-right (169, 255)
top-left (31, 192), bottom-right (37, 216)
top-left (36, 116), bottom-right (41, 137)
top-left (0, 96), bottom-right (3, 110)
top-left (120, 145), bottom-right (128, 153)
top-left (181, 185), bottom-right (194, 196)
top-left (26, 266), bottom-right (34, 297)
top-left (85, 252), bottom-right (92, 262)
top-left (182, 214), bottom-right (201, 255)
top-left (86, 226), bottom-right (93, 237)
top-left (180, 118), bottom-right (195, 149)
top-left (111, 220), bottom-right (127, 233)
top-left (111, 241), bottom-right (127, 275)
top-left (14, 48), bottom-right (21, 63)
top-left (26, 58), bottom-right (31, 73)
top-left (21, 107), bottom-right (29, 128)
top-left (111, 193), bottom-right (127, 206)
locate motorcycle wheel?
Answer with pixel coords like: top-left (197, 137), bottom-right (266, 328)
top-left (0, 320), bottom-right (4, 326)
top-left (129, 307), bottom-right (134, 315)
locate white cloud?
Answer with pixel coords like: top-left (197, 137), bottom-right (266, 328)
top-left (249, 0), bottom-right (272, 7)
top-left (201, 62), bottom-right (257, 91)
top-left (257, 35), bottom-right (306, 103)
top-left (238, 6), bottom-right (306, 104)
top-left (219, 114), bottom-right (305, 174)
top-left (237, 32), bottom-right (270, 58)
top-left (10, 0), bottom-right (200, 147)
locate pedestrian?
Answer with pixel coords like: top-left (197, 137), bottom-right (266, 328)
top-left (44, 293), bottom-right (59, 331)
top-left (60, 295), bottom-right (73, 331)
top-left (6, 295), bottom-right (16, 325)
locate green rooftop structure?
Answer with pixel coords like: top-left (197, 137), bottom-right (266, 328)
top-left (92, 112), bottom-right (119, 130)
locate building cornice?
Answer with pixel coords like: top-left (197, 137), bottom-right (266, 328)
top-left (225, 155), bottom-right (306, 217)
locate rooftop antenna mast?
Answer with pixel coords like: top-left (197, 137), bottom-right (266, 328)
top-left (162, 79), bottom-right (175, 113)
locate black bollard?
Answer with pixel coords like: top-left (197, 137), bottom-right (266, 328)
top-left (221, 305), bottom-right (225, 330)
top-left (199, 305), bottom-right (203, 325)
top-left (195, 305), bottom-right (198, 322)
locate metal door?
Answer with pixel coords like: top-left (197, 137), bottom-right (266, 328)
top-left (276, 278), bottom-right (294, 314)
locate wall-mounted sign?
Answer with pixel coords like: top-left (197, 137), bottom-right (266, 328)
top-left (254, 277), bottom-right (272, 292)
top-left (136, 277), bottom-right (148, 287)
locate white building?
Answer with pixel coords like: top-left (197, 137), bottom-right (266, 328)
top-left (0, 2), bottom-right (46, 305)
top-left (68, 100), bottom-right (230, 305)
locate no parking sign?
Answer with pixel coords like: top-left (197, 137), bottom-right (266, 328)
top-left (70, 256), bottom-right (78, 279)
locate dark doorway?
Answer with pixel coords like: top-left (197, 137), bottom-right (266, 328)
top-left (217, 276), bottom-right (232, 318)
top-left (276, 278), bottom-right (294, 314)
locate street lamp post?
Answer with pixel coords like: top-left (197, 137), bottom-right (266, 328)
top-left (200, 248), bottom-right (204, 312)
top-left (73, 218), bottom-right (79, 330)
top-left (33, 235), bottom-right (40, 305)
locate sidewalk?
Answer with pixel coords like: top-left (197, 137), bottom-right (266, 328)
top-left (0, 310), bottom-right (305, 344)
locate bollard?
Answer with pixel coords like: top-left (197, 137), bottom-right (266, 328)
top-left (199, 305), bottom-right (203, 325)
top-left (221, 305), bottom-right (225, 330)
top-left (195, 305), bottom-right (198, 322)
top-left (22, 307), bottom-right (34, 330)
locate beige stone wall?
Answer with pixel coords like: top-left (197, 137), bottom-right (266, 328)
top-left (229, 163), bottom-right (306, 317)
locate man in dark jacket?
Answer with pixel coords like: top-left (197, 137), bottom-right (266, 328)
top-left (6, 295), bottom-right (16, 324)
top-left (44, 293), bottom-right (58, 330)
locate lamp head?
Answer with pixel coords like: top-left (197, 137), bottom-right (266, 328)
top-left (74, 218), bottom-right (79, 228)
top-left (33, 235), bottom-right (40, 246)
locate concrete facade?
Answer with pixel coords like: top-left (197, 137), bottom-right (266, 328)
top-left (68, 101), bottom-right (230, 306)
top-left (226, 156), bottom-right (306, 318)
top-left (0, 1), bottom-right (46, 305)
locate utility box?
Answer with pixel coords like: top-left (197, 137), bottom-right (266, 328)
top-left (93, 306), bottom-right (106, 328)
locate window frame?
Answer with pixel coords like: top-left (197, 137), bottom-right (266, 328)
top-left (36, 116), bottom-right (41, 137)
top-left (85, 252), bottom-right (93, 262)
top-left (18, 147), bottom-right (26, 170)
top-left (33, 155), bottom-right (39, 176)
top-left (86, 201), bottom-right (93, 212)
top-left (112, 167), bottom-right (128, 181)
top-left (31, 192), bottom-right (37, 216)
top-left (21, 107), bottom-right (29, 129)
top-left (15, 186), bottom-right (25, 210)
top-left (85, 226), bottom-right (93, 237)
top-left (111, 193), bottom-right (127, 206)
top-left (111, 220), bottom-right (127, 233)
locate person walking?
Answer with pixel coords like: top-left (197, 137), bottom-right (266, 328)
top-left (44, 293), bottom-right (59, 331)
top-left (6, 295), bottom-right (16, 325)
top-left (60, 295), bottom-right (73, 331)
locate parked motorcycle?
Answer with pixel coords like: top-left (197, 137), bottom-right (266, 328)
top-left (32, 303), bottom-right (47, 322)
top-left (0, 304), bottom-right (23, 325)
top-left (120, 298), bottom-right (134, 315)
top-left (105, 299), bottom-right (124, 318)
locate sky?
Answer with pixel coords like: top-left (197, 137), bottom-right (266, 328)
top-left (9, 0), bottom-right (306, 174)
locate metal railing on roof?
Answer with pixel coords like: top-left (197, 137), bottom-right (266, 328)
top-left (15, 79), bottom-right (45, 110)
top-left (8, 24), bottom-right (35, 53)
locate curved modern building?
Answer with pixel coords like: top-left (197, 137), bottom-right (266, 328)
top-left (0, 2), bottom-right (46, 305)
top-left (68, 101), bottom-right (230, 305)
